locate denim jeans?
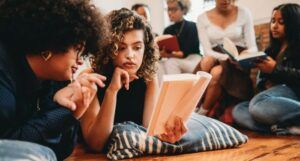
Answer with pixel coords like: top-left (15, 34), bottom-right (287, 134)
top-left (233, 84), bottom-right (300, 133)
top-left (0, 140), bottom-right (57, 161)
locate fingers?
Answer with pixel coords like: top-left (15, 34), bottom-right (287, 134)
top-left (77, 73), bottom-right (106, 88)
top-left (58, 97), bottom-right (77, 111)
top-left (120, 70), bottom-right (130, 90)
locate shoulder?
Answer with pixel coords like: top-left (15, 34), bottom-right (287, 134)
top-left (197, 12), bottom-right (208, 24)
top-left (0, 43), bottom-right (15, 91)
top-left (163, 24), bottom-right (174, 34)
top-left (238, 6), bottom-right (252, 19)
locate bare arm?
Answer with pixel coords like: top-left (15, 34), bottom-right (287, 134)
top-left (80, 67), bottom-right (133, 152)
top-left (142, 75), bottom-right (159, 128)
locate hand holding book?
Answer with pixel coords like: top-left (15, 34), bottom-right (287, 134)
top-left (218, 38), bottom-right (267, 68)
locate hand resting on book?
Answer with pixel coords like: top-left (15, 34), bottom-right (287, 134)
top-left (157, 116), bottom-right (188, 143)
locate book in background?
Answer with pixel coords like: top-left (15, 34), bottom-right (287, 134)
top-left (155, 34), bottom-right (180, 53)
top-left (147, 71), bottom-right (212, 136)
top-left (217, 38), bottom-right (267, 68)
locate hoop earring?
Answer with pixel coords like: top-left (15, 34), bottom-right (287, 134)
top-left (41, 51), bottom-right (52, 61)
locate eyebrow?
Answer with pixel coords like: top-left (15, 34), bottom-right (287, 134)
top-left (120, 41), bottom-right (144, 46)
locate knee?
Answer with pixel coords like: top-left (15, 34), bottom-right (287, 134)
top-left (232, 102), bottom-right (249, 121)
top-left (200, 56), bottom-right (217, 72)
top-left (210, 65), bottom-right (222, 81)
top-left (248, 95), bottom-right (268, 120)
top-left (164, 58), bottom-right (178, 67)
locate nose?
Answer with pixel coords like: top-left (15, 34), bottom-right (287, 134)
top-left (126, 49), bottom-right (135, 59)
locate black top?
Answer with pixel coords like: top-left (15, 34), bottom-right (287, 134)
top-left (257, 48), bottom-right (300, 98)
top-left (0, 42), bottom-right (79, 160)
top-left (163, 19), bottom-right (200, 57)
top-left (97, 77), bottom-right (146, 125)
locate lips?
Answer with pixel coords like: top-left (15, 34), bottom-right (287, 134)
top-left (123, 62), bottom-right (136, 68)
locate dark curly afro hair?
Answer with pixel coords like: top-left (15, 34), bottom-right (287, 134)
top-left (0, 0), bottom-right (108, 57)
top-left (96, 8), bottom-right (159, 81)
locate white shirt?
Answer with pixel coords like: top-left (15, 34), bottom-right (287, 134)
top-left (197, 6), bottom-right (258, 60)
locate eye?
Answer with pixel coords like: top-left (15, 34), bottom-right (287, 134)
top-left (118, 44), bottom-right (127, 51)
top-left (133, 45), bottom-right (143, 51)
top-left (278, 19), bottom-right (284, 25)
top-left (271, 18), bottom-right (275, 23)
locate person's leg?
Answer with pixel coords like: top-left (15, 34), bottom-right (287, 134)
top-left (157, 60), bottom-right (167, 85)
top-left (193, 56), bottom-right (216, 73)
top-left (179, 54), bottom-right (202, 73)
top-left (232, 101), bottom-right (270, 133)
top-left (249, 85), bottom-right (300, 125)
top-left (163, 58), bottom-right (181, 74)
top-left (201, 65), bottom-right (223, 112)
top-left (0, 140), bottom-right (57, 161)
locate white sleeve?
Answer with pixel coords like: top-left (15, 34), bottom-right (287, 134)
top-left (243, 7), bottom-right (258, 52)
top-left (197, 14), bottom-right (228, 60)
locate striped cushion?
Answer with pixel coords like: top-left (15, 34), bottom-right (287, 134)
top-left (106, 113), bottom-right (248, 160)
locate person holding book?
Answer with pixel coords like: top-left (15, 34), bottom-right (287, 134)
top-left (0, 0), bottom-right (107, 160)
top-left (233, 3), bottom-right (300, 135)
top-left (80, 8), bottom-right (188, 152)
top-left (194, 0), bottom-right (257, 120)
top-left (158, 0), bottom-right (201, 77)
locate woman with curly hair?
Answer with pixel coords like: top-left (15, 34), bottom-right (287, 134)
top-left (80, 8), bottom-right (188, 152)
top-left (0, 0), bottom-right (107, 160)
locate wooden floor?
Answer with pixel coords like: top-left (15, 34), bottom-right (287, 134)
top-left (65, 131), bottom-right (300, 161)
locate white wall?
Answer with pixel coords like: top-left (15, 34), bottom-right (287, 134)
top-left (92, 0), bottom-right (165, 34)
top-left (93, 0), bottom-right (300, 34)
top-left (237, 0), bottom-right (300, 24)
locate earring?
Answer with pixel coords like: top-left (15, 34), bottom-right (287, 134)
top-left (41, 51), bottom-right (52, 61)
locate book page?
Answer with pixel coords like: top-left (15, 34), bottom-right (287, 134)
top-left (147, 72), bottom-right (211, 136)
top-left (223, 37), bottom-right (239, 58)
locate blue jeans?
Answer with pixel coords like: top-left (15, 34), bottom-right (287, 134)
top-left (233, 84), bottom-right (300, 133)
top-left (0, 140), bottom-right (57, 161)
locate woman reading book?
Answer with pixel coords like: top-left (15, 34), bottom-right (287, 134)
top-left (80, 8), bottom-right (188, 152)
top-left (158, 0), bottom-right (201, 79)
top-left (194, 0), bottom-right (257, 122)
top-left (233, 3), bottom-right (300, 135)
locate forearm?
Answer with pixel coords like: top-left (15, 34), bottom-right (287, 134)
top-left (1, 107), bottom-right (77, 142)
top-left (85, 89), bottom-right (118, 152)
top-left (269, 64), bottom-right (300, 85)
top-left (143, 77), bottom-right (159, 128)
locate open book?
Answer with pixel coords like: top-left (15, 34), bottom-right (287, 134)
top-left (155, 34), bottom-right (180, 53)
top-left (218, 38), bottom-right (267, 68)
top-left (147, 72), bottom-right (212, 136)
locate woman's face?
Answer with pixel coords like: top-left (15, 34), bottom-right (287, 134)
top-left (46, 44), bottom-right (84, 81)
top-left (215, 0), bottom-right (235, 12)
top-left (167, 1), bottom-right (184, 22)
top-left (270, 10), bottom-right (285, 40)
top-left (136, 6), bottom-right (151, 22)
top-left (113, 29), bottom-right (145, 76)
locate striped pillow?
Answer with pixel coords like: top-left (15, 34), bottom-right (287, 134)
top-left (106, 113), bottom-right (248, 160)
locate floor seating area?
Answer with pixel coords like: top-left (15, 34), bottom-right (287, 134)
top-left (65, 131), bottom-right (300, 161)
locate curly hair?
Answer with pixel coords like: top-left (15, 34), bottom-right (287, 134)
top-left (0, 0), bottom-right (108, 57)
top-left (96, 8), bottom-right (159, 81)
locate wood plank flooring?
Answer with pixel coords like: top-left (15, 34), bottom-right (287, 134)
top-left (65, 131), bottom-right (300, 161)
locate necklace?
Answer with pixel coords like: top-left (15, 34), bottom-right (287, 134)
top-left (36, 97), bottom-right (41, 112)
top-left (176, 20), bottom-right (185, 37)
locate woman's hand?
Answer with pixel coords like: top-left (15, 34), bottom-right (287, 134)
top-left (108, 67), bottom-right (138, 92)
top-left (255, 56), bottom-right (277, 74)
top-left (76, 73), bottom-right (106, 107)
top-left (158, 116), bottom-right (187, 143)
top-left (53, 73), bottom-right (106, 119)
